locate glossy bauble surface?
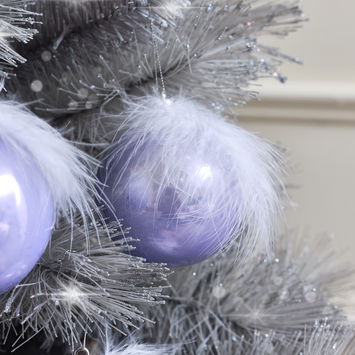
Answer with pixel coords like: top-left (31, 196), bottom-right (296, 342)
top-left (0, 140), bottom-right (54, 294)
top-left (99, 139), bottom-right (237, 267)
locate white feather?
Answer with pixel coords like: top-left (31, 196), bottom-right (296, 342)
top-left (101, 329), bottom-right (176, 355)
top-left (0, 100), bottom-right (99, 225)
top-left (104, 344), bottom-right (170, 355)
top-left (109, 94), bottom-right (285, 257)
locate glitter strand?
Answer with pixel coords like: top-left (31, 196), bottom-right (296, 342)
top-left (0, 1), bottom-right (38, 89)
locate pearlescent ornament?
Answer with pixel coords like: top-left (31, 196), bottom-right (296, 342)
top-left (98, 95), bottom-right (283, 267)
top-left (0, 140), bottom-right (54, 294)
top-left (100, 140), bottom-right (231, 266)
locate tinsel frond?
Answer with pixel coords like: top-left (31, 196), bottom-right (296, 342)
top-left (0, 216), bottom-right (169, 351)
top-left (4, 0), bottom-right (181, 111)
top-left (302, 325), bottom-right (355, 355)
top-left (15, 0), bottom-right (160, 52)
top-left (0, 1), bottom-right (37, 89)
top-left (4, 0), bottom-right (303, 123)
top-left (156, 0), bottom-right (304, 110)
top-left (119, 231), bottom-right (354, 354)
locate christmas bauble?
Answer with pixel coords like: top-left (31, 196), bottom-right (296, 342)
top-left (0, 140), bottom-right (54, 294)
top-left (99, 96), bottom-right (282, 267)
top-left (99, 141), bottom-right (232, 267)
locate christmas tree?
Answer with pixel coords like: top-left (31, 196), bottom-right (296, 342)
top-left (0, 1), bottom-right (354, 354)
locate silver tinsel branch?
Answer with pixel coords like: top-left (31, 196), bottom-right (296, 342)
top-left (0, 216), bottom-right (169, 351)
top-left (0, 0), bottom-right (37, 89)
top-left (15, 0), bottom-right (173, 51)
top-left (4, 0), bottom-right (181, 111)
top-left (76, 324), bottom-right (355, 355)
top-left (108, 232), bottom-right (354, 354)
top-left (2, 1), bottom-right (354, 354)
top-left (5, 0), bottom-right (303, 122)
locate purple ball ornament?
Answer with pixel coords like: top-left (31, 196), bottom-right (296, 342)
top-left (0, 140), bottom-right (54, 294)
top-left (99, 140), bottom-right (230, 266)
top-left (98, 95), bottom-right (283, 267)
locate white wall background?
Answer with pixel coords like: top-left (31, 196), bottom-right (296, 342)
top-left (268, 0), bottom-right (355, 84)
top-left (238, 0), bottom-right (355, 265)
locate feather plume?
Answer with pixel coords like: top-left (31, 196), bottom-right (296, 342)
top-left (0, 100), bottom-right (99, 224)
top-left (101, 94), bottom-right (285, 259)
top-left (98, 329), bottom-right (176, 355)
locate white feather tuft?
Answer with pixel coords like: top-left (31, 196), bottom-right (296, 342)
top-left (104, 344), bottom-right (170, 355)
top-left (108, 94), bottom-right (285, 258)
top-left (101, 329), bottom-right (176, 355)
top-left (0, 100), bottom-right (99, 225)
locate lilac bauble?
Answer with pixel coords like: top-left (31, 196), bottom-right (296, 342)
top-left (98, 138), bottom-right (236, 267)
top-left (0, 140), bottom-right (54, 294)
top-left (98, 96), bottom-right (282, 267)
